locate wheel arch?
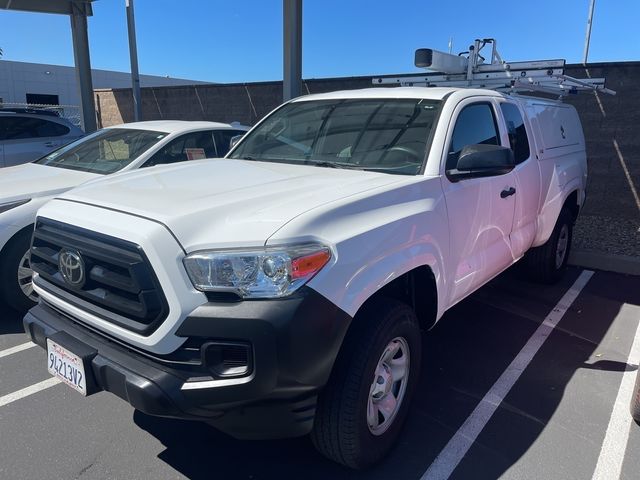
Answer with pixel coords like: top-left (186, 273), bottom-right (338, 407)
top-left (0, 223), bottom-right (34, 261)
top-left (0, 223), bottom-right (36, 310)
top-left (564, 190), bottom-right (580, 223)
top-left (352, 264), bottom-right (439, 331)
top-left (533, 185), bottom-right (582, 247)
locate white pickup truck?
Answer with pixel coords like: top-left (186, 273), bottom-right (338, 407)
top-left (24, 86), bottom-right (586, 468)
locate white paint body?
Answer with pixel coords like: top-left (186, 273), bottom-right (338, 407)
top-left (33, 87), bottom-right (587, 355)
top-left (0, 120), bottom-right (249, 261)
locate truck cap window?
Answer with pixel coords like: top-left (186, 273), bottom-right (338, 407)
top-left (35, 128), bottom-right (167, 174)
top-left (229, 98), bottom-right (442, 175)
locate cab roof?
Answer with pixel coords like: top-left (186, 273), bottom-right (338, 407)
top-left (292, 87), bottom-right (504, 102)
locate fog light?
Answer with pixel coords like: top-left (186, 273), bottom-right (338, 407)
top-left (202, 342), bottom-right (252, 378)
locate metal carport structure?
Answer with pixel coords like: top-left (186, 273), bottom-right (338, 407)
top-left (2, 0), bottom-right (97, 133)
top-left (1, 0), bottom-right (304, 128)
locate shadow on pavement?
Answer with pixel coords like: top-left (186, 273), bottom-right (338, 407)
top-left (0, 304), bottom-right (24, 335)
top-left (132, 268), bottom-right (640, 480)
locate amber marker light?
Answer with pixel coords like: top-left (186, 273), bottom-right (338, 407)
top-left (291, 249), bottom-right (331, 280)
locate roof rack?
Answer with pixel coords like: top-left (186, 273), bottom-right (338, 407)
top-left (372, 38), bottom-right (616, 98)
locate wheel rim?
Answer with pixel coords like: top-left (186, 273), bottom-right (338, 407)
top-left (17, 249), bottom-right (38, 302)
top-left (367, 336), bottom-right (410, 436)
top-left (555, 224), bottom-right (569, 269)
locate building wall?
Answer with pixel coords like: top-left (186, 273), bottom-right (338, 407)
top-left (0, 60), bottom-right (207, 107)
top-left (93, 62), bottom-right (640, 258)
top-left (93, 76), bottom-right (376, 127)
top-left (561, 63), bottom-right (640, 257)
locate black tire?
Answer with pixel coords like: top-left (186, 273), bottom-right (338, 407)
top-left (0, 228), bottom-right (37, 314)
top-left (311, 297), bottom-right (422, 469)
top-left (523, 207), bottom-right (573, 284)
top-left (631, 368), bottom-right (640, 424)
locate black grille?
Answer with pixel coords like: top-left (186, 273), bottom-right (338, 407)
top-left (31, 218), bottom-right (169, 335)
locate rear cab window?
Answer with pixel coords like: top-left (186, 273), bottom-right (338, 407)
top-left (499, 102), bottom-right (531, 164)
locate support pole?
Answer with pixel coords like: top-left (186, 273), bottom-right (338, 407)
top-left (583, 0), bottom-right (596, 64)
top-left (126, 0), bottom-right (142, 121)
top-left (283, 0), bottom-right (302, 101)
top-left (69, 2), bottom-right (97, 132)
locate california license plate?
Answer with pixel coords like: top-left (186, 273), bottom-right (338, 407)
top-left (46, 338), bottom-right (88, 395)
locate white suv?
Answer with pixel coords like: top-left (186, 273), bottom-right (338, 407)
top-left (0, 109), bottom-right (84, 167)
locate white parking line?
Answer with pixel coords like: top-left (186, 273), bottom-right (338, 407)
top-left (591, 303), bottom-right (640, 480)
top-left (421, 270), bottom-right (594, 480)
top-left (0, 341), bottom-right (36, 359)
top-left (0, 377), bottom-right (61, 408)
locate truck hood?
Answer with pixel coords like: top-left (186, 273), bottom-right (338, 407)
top-left (0, 163), bottom-right (99, 204)
top-left (59, 159), bottom-right (404, 250)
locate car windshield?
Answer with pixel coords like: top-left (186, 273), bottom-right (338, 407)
top-left (35, 128), bottom-right (168, 174)
top-left (228, 98), bottom-right (442, 175)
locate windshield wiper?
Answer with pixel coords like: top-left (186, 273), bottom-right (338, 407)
top-left (304, 160), bottom-right (363, 170)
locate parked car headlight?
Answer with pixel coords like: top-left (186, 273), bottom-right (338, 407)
top-left (183, 244), bottom-right (331, 298)
top-left (0, 199), bottom-right (31, 214)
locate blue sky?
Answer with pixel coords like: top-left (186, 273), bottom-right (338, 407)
top-left (0, 0), bottom-right (638, 82)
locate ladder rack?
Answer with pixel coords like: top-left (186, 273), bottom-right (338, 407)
top-left (372, 39), bottom-right (616, 98)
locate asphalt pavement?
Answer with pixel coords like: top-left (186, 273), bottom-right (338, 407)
top-left (1, 266), bottom-right (639, 480)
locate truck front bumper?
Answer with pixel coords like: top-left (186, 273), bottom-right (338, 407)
top-left (23, 288), bottom-right (351, 439)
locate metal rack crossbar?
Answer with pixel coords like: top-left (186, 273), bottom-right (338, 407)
top-left (372, 38), bottom-right (616, 98)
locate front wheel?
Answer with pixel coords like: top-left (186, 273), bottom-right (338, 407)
top-left (0, 228), bottom-right (38, 313)
top-left (311, 298), bottom-right (422, 469)
top-left (523, 207), bottom-right (573, 284)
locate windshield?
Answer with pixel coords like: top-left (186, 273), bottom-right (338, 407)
top-left (35, 128), bottom-right (168, 174)
top-left (228, 98), bottom-right (441, 175)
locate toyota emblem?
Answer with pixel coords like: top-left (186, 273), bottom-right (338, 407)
top-left (59, 249), bottom-right (86, 288)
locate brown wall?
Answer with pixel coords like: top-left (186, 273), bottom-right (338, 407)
top-left (93, 63), bottom-right (640, 257)
top-left (561, 64), bottom-right (639, 256)
top-left (94, 76), bottom-right (375, 127)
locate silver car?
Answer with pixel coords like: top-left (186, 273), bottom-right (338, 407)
top-left (0, 109), bottom-right (84, 167)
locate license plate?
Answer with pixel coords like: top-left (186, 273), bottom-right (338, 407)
top-left (46, 338), bottom-right (88, 396)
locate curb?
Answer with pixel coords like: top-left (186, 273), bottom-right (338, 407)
top-left (569, 250), bottom-right (640, 276)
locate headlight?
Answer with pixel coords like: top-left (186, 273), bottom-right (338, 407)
top-left (0, 199), bottom-right (31, 214)
top-left (183, 244), bottom-right (331, 298)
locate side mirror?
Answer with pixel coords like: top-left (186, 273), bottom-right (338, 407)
top-left (447, 144), bottom-right (515, 181)
top-left (229, 134), bottom-right (244, 150)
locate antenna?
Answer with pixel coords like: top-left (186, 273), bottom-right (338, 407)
top-left (373, 38), bottom-right (616, 98)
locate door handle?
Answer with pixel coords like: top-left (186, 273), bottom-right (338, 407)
top-left (500, 187), bottom-right (516, 198)
top-left (44, 142), bottom-right (58, 148)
